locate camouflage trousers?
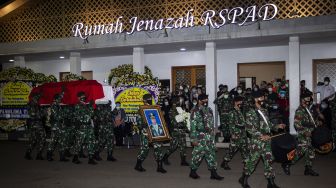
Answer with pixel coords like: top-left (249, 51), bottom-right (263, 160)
top-left (190, 140), bottom-right (217, 171)
top-left (74, 127), bottom-right (96, 156)
top-left (224, 138), bottom-right (248, 163)
top-left (292, 137), bottom-right (315, 167)
top-left (219, 113), bottom-right (231, 139)
top-left (96, 125), bottom-right (115, 154)
top-left (64, 127), bottom-right (75, 152)
top-left (137, 130), bottom-right (165, 161)
top-left (47, 127), bottom-right (67, 153)
top-left (166, 129), bottom-right (187, 158)
top-left (27, 126), bottom-right (46, 153)
top-left (244, 140), bottom-right (275, 178)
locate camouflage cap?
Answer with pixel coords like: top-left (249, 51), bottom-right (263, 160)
top-left (251, 91), bottom-right (264, 98)
top-left (198, 94), bottom-right (208, 101)
top-left (77, 91), bottom-right (86, 97)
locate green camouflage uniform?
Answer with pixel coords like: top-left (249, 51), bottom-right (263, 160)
top-left (329, 97), bottom-right (336, 145)
top-left (136, 110), bottom-right (165, 161)
top-left (244, 107), bottom-right (275, 178)
top-left (73, 102), bottom-right (96, 156)
top-left (63, 105), bottom-right (76, 153)
top-left (165, 106), bottom-right (188, 158)
top-left (292, 105), bottom-right (316, 167)
top-left (26, 101), bottom-right (46, 153)
top-left (223, 107), bottom-right (248, 163)
top-left (47, 102), bottom-right (67, 153)
top-left (94, 104), bottom-right (115, 154)
top-left (190, 106), bottom-right (217, 171)
top-left (242, 94), bottom-right (254, 115)
top-left (214, 96), bottom-right (233, 139)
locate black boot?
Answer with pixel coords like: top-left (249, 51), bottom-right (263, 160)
top-left (134, 159), bottom-right (146, 172)
top-left (47, 151), bottom-right (54, 161)
top-left (180, 156), bottom-right (189, 166)
top-left (210, 169), bottom-right (224, 180)
top-left (64, 149), bottom-right (72, 157)
top-left (88, 155), bottom-right (97, 165)
top-left (59, 151), bottom-right (69, 162)
top-left (157, 160), bottom-right (167, 173)
top-left (24, 151), bottom-right (32, 160)
top-left (189, 169), bottom-right (200, 179)
top-left (267, 177), bottom-right (280, 188)
top-left (238, 173), bottom-right (250, 188)
top-left (94, 151), bottom-right (102, 161)
top-left (221, 160), bottom-right (231, 170)
top-left (163, 153), bottom-right (170, 165)
top-left (36, 151), bottom-right (44, 160)
top-left (107, 152), bottom-right (117, 161)
top-left (79, 150), bottom-right (87, 158)
top-left (281, 163), bottom-right (291, 175)
top-left (72, 155), bottom-right (81, 164)
top-left (304, 166), bottom-right (319, 176)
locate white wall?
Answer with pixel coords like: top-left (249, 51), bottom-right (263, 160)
top-left (144, 51), bottom-right (205, 80)
top-left (217, 46), bottom-right (289, 90)
top-left (300, 42), bottom-right (336, 91)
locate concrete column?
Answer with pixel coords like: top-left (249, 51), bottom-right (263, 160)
top-left (205, 42), bottom-right (218, 126)
top-left (288, 36), bottom-right (300, 135)
top-left (14, 56), bottom-right (25, 67)
top-left (133, 47), bottom-right (145, 74)
top-left (70, 52), bottom-right (81, 75)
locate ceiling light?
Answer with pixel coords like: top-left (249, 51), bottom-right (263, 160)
top-left (180, 48), bottom-right (186, 51)
top-left (9, 59), bottom-right (14, 62)
top-left (59, 56), bottom-right (65, 59)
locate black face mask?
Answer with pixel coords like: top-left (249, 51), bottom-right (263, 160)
top-left (80, 97), bottom-right (86, 102)
top-left (257, 100), bottom-right (266, 108)
top-left (203, 102), bottom-right (208, 107)
top-left (146, 99), bottom-right (152, 105)
top-left (304, 100), bottom-right (312, 106)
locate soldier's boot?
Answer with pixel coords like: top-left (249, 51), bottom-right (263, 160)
top-left (221, 160), bottom-right (231, 170)
top-left (163, 153), bottom-right (170, 165)
top-left (189, 169), bottom-right (200, 179)
top-left (156, 160), bottom-right (167, 173)
top-left (180, 156), bottom-right (189, 166)
top-left (24, 150), bottom-right (32, 160)
top-left (47, 151), bottom-right (54, 162)
top-left (79, 150), bottom-right (87, 158)
top-left (72, 155), bottom-right (81, 164)
top-left (267, 177), bottom-right (280, 188)
top-left (238, 173), bottom-right (250, 188)
top-left (88, 155), bottom-right (97, 165)
top-left (210, 169), bottom-right (224, 180)
top-left (107, 152), bottom-right (117, 162)
top-left (59, 151), bottom-right (69, 162)
top-left (304, 166), bottom-right (319, 176)
top-left (36, 151), bottom-right (44, 160)
top-left (94, 151), bottom-right (102, 161)
top-left (281, 163), bottom-right (291, 175)
top-left (64, 149), bottom-right (72, 157)
top-left (134, 159), bottom-right (146, 172)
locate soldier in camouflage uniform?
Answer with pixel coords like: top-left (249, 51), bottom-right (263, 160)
top-left (189, 94), bottom-right (223, 180)
top-left (221, 96), bottom-right (248, 170)
top-left (93, 102), bottom-right (117, 162)
top-left (24, 92), bottom-right (46, 160)
top-left (328, 93), bottom-right (336, 147)
top-left (63, 105), bottom-right (75, 158)
top-left (46, 87), bottom-right (69, 162)
top-left (72, 92), bottom-right (97, 165)
top-left (134, 94), bottom-right (167, 173)
top-left (242, 90), bottom-right (254, 116)
top-left (214, 86), bottom-right (233, 143)
top-left (163, 98), bottom-right (189, 166)
top-left (239, 91), bottom-right (285, 188)
top-left (281, 93), bottom-right (320, 176)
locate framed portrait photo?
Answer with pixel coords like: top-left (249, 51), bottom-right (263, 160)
top-left (139, 105), bottom-right (171, 143)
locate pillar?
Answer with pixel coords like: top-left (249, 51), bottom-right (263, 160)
top-left (205, 42), bottom-right (218, 126)
top-left (14, 56), bottom-right (25, 67)
top-left (288, 36), bottom-right (300, 135)
top-left (70, 52), bottom-right (81, 76)
top-left (133, 47), bottom-right (145, 74)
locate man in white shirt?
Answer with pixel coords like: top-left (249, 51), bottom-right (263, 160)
top-left (316, 77), bottom-right (335, 101)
